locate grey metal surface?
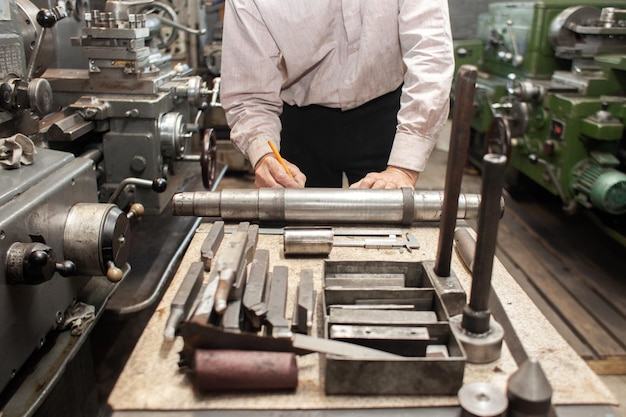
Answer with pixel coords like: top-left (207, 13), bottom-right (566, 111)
top-left (458, 382), bottom-right (508, 417)
top-left (213, 223), bottom-right (249, 314)
top-left (291, 270), bottom-right (315, 335)
top-left (0, 150), bottom-right (99, 394)
top-left (422, 260), bottom-right (467, 317)
top-left (507, 358), bottom-right (553, 417)
top-left (283, 226), bottom-right (334, 256)
top-left (242, 249), bottom-right (270, 331)
top-left (1, 277), bottom-right (118, 417)
top-left (164, 262), bottom-right (204, 341)
top-left (0, 148), bottom-right (74, 203)
top-left (172, 189), bottom-right (487, 224)
top-left (264, 266), bottom-right (292, 338)
top-left (327, 308), bottom-right (438, 326)
top-left (201, 221), bottom-right (225, 270)
top-left (450, 314), bottom-right (504, 365)
top-left (322, 260), bottom-right (467, 395)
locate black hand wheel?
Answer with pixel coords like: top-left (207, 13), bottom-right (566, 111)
top-left (137, 1), bottom-right (179, 50)
top-left (201, 128), bottom-right (218, 189)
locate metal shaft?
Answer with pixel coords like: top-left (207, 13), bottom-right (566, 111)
top-left (172, 189), bottom-right (485, 224)
top-left (434, 65), bottom-right (478, 277)
top-left (193, 349), bottom-right (298, 392)
top-left (463, 154), bottom-right (507, 333)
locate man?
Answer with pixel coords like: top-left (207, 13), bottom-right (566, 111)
top-left (220, 0), bottom-right (454, 189)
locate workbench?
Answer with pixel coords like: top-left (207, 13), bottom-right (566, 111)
top-left (107, 220), bottom-right (617, 416)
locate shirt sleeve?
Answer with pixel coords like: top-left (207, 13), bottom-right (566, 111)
top-left (220, 0), bottom-right (285, 168)
top-left (390, 0), bottom-right (455, 173)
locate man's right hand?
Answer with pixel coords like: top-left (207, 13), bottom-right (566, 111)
top-left (254, 154), bottom-right (306, 188)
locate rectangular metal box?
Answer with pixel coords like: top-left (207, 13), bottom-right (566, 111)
top-left (322, 261), bottom-right (466, 395)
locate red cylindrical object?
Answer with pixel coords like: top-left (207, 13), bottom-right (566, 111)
top-left (194, 349), bottom-right (298, 391)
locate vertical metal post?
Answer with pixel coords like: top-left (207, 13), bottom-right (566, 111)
top-left (450, 153), bottom-right (507, 364)
top-left (434, 65), bottom-right (478, 277)
top-left (462, 153), bottom-right (507, 334)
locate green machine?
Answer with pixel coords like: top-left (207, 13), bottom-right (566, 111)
top-left (455, 1), bottom-right (626, 242)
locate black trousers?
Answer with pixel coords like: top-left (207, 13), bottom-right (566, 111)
top-left (280, 86), bottom-right (402, 188)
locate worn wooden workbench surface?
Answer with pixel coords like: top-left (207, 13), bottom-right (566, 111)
top-left (107, 221), bottom-right (616, 412)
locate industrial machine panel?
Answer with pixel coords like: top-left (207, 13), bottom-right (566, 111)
top-left (0, 149), bottom-right (97, 392)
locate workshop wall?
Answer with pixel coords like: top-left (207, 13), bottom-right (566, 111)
top-left (449, 0), bottom-right (492, 39)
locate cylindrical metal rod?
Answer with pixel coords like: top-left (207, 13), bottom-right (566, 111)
top-left (283, 226), bottom-right (334, 256)
top-left (434, 65), bottom-right (478, 277)
top-left (463, 154), bottom-right (507, 333)
top-left (172, 189), bottom-right (491, 224)
top-left (194, 349), bottom-right (298, 391)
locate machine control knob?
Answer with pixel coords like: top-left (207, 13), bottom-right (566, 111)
top-left (36, 8), bottom-right (59, 27)
top-left (27, 78), bottom-right (53, 115)
top-left (152, 178), bottom-right (168, 193)
top-left (64, 203), bottom-right (132, 282)
top-left (106, 262), bottom-right (124, 282)
top-left (0, 82), bottom-right (15, 111)
top-left (127, 203), bottom-right (145, 220)
top-left (56, 260), bottom-right (77, 277)
top-left (6, 242), bottom-right (57, 285)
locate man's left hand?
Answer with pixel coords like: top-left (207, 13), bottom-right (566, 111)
top-left (350, 166), bottom-right (419, 189)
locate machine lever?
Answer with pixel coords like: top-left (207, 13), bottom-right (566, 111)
top-left (434, 64), bottom-right (478, 277)
top-left (107, 177), bottom-right (167, 205)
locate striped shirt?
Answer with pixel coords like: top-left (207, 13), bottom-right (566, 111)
top-left (220, 0), bottom-right (454, 172)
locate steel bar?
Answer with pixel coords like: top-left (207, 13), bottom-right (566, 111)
top-left (200, 221), bottom-right (224, 271)
top-left (181, 318), bottom-right (403, 360)
top-left (213, 223), bottom-right (249, 314)
top-left (221, 299), bottom-right (243, 333)
top-left (163, 261), bottom-right (204, 341)
top-left (434, 65), bottom-right (478, 277)
top-left (453, 227), bottom-right (476, 272)
top-left (329, 325), bottom-right (430, 341)
top-left (330, 304), bottom-right (416, 310)
top-left (283, 226), bottom-right (333, 256)
top-left (324, 275), bottom-right (406, 288)
top-left (242, 249), bottom-right (270, 331)
top-left (329, 325), bottom-right (431, 357)
top-left (172, 189), bottom-right (487, 224)
top-left (291, 269), bottom-right (316, 335)
top-left (449, 154), bottom-right (506, 364)
top-left (328, 308), bottom-right (438, 325)
top-left (462, 154), bottom-right (507, 334)
top-left (265, 266), bottom-right (292, 338)
top-left (243, 223), bottom-right (259, 264)
top-left (454, 226), bottom-right (529, 365)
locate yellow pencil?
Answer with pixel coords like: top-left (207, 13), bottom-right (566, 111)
top-left (268, 140), bottom-right (295, 180)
